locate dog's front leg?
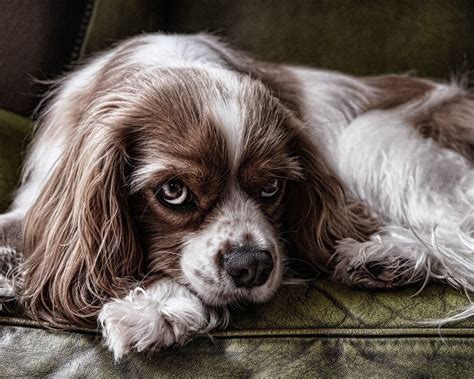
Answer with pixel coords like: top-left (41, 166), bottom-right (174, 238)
top-left (99, 278), bottom-right (227, 360)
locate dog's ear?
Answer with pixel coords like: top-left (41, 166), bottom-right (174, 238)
top-left (22, 106), bottom-right (142, 328)
top-left (283, 118), bottom-right (380, 272)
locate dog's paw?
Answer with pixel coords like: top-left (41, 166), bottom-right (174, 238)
top-left (98, 279), bottom-right (225, 360)
top-left (0, 246), bottom-right (23, 298)
top-left (0, 210), bottom-right (24, 253)
top-left (332, 238), bottom-right (421, 290)
top-left (333, 255), bottom-right (407, 289)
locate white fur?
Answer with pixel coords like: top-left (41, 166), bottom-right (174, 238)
top-left (0, 209), bottom-right (25, 298)
top-left (126, 34), bottom-right (228, 70)
top-left (290, 65), bottom-right (375, 165)
top-left (330, 89), bottom-right (474, 320)
top-left (212, 95), bottom-right (243, 170)
top-left (1, 33), bottom-right (473, 358)
top-left (99, 279), bottom-right (228, 360)
top-left (181, 186), bottom-right (283, 306)
top-left (129, 160), bottom-right (171, 193)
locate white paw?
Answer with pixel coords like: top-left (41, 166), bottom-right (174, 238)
top-left (98, 279), bottom-right (226, 360)
top-left (0, 246), bottom-right (22, 298)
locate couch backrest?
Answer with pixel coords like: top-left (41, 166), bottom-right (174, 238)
top-left (2, 0), bottom-right (474, 117)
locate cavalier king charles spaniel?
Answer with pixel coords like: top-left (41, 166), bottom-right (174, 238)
top-left (0, 33), bottom-right (473, 359)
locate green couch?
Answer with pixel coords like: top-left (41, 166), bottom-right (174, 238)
top-left (1, 1), bottom-right (473, 376)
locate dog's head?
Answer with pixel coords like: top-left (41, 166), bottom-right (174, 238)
top-left (22, 37), bottom-right (373, 327)
top-left (124, 68), bottom-right (302, 306)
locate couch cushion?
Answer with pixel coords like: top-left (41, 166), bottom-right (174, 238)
top-left (81, 0), bottom-right (164, 57)
top-left (78, 0), bottom-right (474, 82)
top-left (229, 279), bottom-right (473, 331)
top-left (1, 278), bottom-right (473, 376)
top-left (2, 278), bottom-right (473, 332)
top-left (1, 326), bottom-right (473, 377)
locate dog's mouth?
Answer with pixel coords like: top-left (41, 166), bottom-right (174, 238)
top-left (185, 278), bottom-right (282, 307)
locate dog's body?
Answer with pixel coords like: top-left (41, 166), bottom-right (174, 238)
top-left (0, 33), bottom-right (473, 359)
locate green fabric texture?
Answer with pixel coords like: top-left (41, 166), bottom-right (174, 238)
top-left (80, 0), bottom-right (164, 57)
top-left (1, 278), bottom-right (473, 376)
top-left (2, 278), bottom-right (472, 331)
top-left (1, 326), bottom-right (473, 377)
top-left (81, 0), bottom-right (474, 80)
top-left (1, 0), bottom-right (474, 376)
top-left (0, 109), bottom-right (31, 212)
top-left (228, 279), bottom-right (474, 330)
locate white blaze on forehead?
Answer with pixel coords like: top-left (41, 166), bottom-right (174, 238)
top-left (211, 91), bottom-right (245, 172)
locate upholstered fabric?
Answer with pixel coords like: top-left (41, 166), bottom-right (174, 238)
top-left (81, 0), bottom-right (474, 80)
top-left (1, 278), bottom-right (473, 376)
top-left (2, 330), bottom-right (474, 377)
top-left (1, 1), bottom-right (473, 376)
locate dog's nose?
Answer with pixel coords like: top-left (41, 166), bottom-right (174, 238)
top-left (223, 247), bottom-right (273, 288)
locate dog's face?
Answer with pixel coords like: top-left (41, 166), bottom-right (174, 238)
top-left (125, 68), bottom-right (303, 305)
top-left (24, 61), bottom-right (368, 328)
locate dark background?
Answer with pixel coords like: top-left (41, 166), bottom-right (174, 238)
top-left (2, 0), bottom-right (474, 116)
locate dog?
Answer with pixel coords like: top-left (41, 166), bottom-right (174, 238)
top-left (0, 33), bottom-right (473, 359)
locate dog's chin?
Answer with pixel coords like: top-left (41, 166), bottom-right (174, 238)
top-left (190, 283), bottom-right (281, 307)
top-left (183, 268), bottom-right (284, 307)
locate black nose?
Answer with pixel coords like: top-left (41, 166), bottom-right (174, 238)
top-left (222, 247), bottom-right (274, 288)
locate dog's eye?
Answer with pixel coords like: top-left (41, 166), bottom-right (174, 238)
top-left (260, 179), bottom-right (280, 198)
top-left (158, 180), bottom-right (192, 206)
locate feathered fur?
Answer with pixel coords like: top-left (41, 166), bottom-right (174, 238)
top-left (0, 33), bottom-right (472, 358)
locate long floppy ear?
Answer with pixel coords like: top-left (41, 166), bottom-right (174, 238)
top-left (22, 115), bottom-right (143, 328)
top-left (283, 120), bottom-right (380, 272)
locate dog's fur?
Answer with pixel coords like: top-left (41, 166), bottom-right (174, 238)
top-left (0, 33), bottom-right (473, 359)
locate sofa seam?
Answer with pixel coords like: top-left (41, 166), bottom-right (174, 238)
top-left (1, 316), bottom-right (473, 338)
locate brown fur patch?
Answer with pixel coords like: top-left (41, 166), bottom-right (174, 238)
top-left (411, 92), bottom-right (474, 161)
top-left (365, 74), bottom-right (435, 110)
top-left (366, 75), bottom-right (474, 160)
top-left (283, 120), bottom-right (382, 270)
